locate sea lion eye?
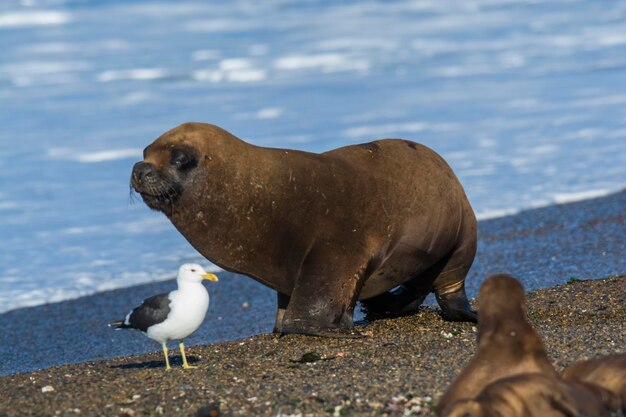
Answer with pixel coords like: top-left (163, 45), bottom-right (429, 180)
top-left (170, 148), bottom-right (196, 171)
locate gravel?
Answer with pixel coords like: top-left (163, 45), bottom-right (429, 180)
top-left (1, 276), bottom-right (624, 417)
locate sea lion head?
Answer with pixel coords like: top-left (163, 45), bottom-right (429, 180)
top-left (477, 274), bottom-right (527, 332)
top-left (131, 122), bottom-right (238, 216)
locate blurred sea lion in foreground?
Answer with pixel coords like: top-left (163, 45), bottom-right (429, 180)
top-left (436, 274), bottom-right (557, 413)
top-left (441, 373), bottom-right (610, 417)
top-left (562, 353), bottom-right (626, 413)
top-left (131, 122), bottom-right (478, 337)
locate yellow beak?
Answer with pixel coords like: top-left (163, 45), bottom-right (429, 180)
top-left (202, 273), bottom-right (219, 282)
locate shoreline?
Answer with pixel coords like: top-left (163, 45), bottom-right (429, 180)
top-left (2, 186), bottom-right (623, 316)
top-left (0, 190), bottom-right (625, 377)
top-left (1, 276), bottom-right (624, 416)
top-left (1, 188), bottom-right (624, 317)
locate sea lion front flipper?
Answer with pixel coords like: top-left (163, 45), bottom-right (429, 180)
top-left (280, 245), bottom-right (366, 338)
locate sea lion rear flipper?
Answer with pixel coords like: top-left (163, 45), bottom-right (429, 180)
top-left (436, 285), bottom-right (477, 323)
top-left (280, 245), bottom-right (366, 338)
top-left (432, 232), bottom-right (477, 323)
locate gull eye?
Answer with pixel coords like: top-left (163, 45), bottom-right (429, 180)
top-left (191, 268), bottom-right (196, 272)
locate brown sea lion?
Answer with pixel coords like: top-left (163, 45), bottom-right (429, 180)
top-left (436, 274), bottom-right (557, 414)
top-left (562, 353), bottom-right (626, 413)
top-left (131, 122), bottom-right (477, 337)
top-left (441, 373), bottom-right (610, 417)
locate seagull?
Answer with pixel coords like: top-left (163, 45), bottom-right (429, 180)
top-left (110, 263), bottom-right (218, 370)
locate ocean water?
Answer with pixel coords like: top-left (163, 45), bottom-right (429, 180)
top-left (1, 0), bottom-right (625, 314)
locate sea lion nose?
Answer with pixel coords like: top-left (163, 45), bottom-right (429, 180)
top-left (132, 161), bottom-right (155, 182)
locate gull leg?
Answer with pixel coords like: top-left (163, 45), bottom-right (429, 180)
top-left (180, 341), bottom-right (197, 369)
top-left (162, 342), bottom-right (172, 371)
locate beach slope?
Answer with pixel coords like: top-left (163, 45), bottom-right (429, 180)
top-left (1, 276), bottom-right (624, 417)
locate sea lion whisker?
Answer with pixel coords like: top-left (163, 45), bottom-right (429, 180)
top-left (128, 185), bottom-right (140, 207)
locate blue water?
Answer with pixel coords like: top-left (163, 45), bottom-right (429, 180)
top-left (1, 0), bottom-right (626, 313)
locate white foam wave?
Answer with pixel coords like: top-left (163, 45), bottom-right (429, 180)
top-left (460, 167), bottom-right (496, 177)
top-left (193, 58), bottom-right (267, 83)
top-left (120, 217), bottom-right (175, 235)
top-left (476, 188), bottom-right (620, 221)
top-left (192, 57), bottom-right (267, 82)
top-left (255, 134), bottom-right (314, 145)
top-left (0, 60), bottom-right (92, 75)
top-left (35, 217), bottom-right (174, 240)
top-left (0, 61), bottom-right (93, 87)
top-left (97, 68), bottom-right (168, 82)
top-left (193, 68), bottom-right (267, 83)
top-left (314, 38), bottom-right (397, 51)
top-left (274, 53), bottom-right (370, 73)
top-left (116, 91), bottom-right (155, 106)
top-left (475, 208), bottom-right (520, 221)
top-left (255, 107), bottom-right (283, 120)
top-left (0, 11), bottom-right (70, 28)
top-left (219, 58), bottom-right (252, 71)
top-left (551, 189), bottom-right (613, 204)
top-left (342, 122), bottom-right (458, 139)
top-left (226, 69), bottom-right (266, 82)
top-left (0, 263), bottom-right (224, 313)
top-left (184, 19), bottom-right (260, 33)
top-left (48, 148), bottom-right (142, 163)
top-left (122, 3), bottom-right (211, 17)
top-left (3, 61), bottom-right (86, 85)
top-left (60, 226), bottom-right (101, 236)
top-left (18, 42), bottom-right (78, 54)
top-left (192, 49), bottom-right (221, 61)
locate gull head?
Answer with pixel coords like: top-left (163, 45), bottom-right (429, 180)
top-left (177, 263), bottom-right (219, 284)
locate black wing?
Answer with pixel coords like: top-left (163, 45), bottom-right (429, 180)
top-left (120, 292), bottom-right (172, 332)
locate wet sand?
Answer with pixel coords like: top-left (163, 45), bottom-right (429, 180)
top-left (1, 276), bottom-right (624, 417)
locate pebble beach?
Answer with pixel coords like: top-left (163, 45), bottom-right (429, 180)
top-left (1, 276), bottom-right (624, 417)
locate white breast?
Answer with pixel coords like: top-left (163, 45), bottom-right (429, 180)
top-left (146, 283), bottom-right (209, 343)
